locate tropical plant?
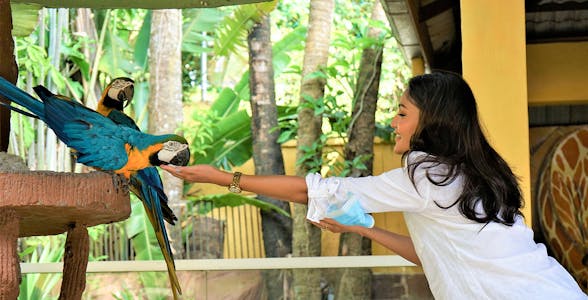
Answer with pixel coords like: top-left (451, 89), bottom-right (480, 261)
top-left (18, 236), bottom-right (64, 300)
top-left (183, 25), bottom-right (307, 171)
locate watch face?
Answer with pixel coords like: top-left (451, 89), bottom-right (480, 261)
top-left (229, 185), bottom-right (241, 193)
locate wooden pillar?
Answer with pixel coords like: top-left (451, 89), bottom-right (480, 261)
top-left (0, 0), bottom-right (18, 152)
top-left (460, 0), bottom-right (532, 223)
top-left (0, 210), bottom-right (20, 300)
top-left (59, 224), bottom-right (89, 300)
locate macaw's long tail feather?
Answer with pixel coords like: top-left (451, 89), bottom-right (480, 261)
top-left (0, 101), bottom-right (40, 119)
top-left (0, 76), bottom-right (45, 119)
top-left (130, 175), bottom-right (182, 298)
top-left (136, 168), bottom-right (178, 225)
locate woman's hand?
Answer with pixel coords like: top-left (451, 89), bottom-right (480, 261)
top-left (160, 164), bottom-right (228, 184)
top-left (312, 218), bottom-right (367, 235)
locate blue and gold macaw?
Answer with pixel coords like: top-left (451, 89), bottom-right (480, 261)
top-left (98, 77), bottom-right (181, 298)
top-left (0, 76), bottom-right (190, 178)
top-left (99, 77), bottom-right (178, 225)
top-left (0, 76), bottom-right (186, 299)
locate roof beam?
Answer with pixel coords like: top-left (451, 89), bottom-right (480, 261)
top-left (406, 0), bottom-right (435, 68)
top-left (10, 0), bottom-right (269, 9)
top-left (525, 0), bottom-right (588, 12)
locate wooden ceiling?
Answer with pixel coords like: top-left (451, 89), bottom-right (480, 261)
top-left (381, 0), bottom-right (588, 73)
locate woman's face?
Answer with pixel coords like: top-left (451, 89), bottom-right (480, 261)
top-left (391, 91), bottom-right (420, 154)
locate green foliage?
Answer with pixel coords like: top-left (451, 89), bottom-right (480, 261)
top-left (125, 197), bottom-right (170, 299)
top-left (18, 236), bottom-right (65, 300)
top-left (183, 25), bottom-right (307, 171)
top-left (214, 0), bottom-right (278, 57)
top-left (182, 8), bottom-right (225, 53)
top-left (187, 193), bottom-right (290, 217)
top-left (10, 4), bottom-right (41, 37)
top-left (134, 10), bottom-right (152, 70)
top-left (126, 197), bottom-right (163, 261)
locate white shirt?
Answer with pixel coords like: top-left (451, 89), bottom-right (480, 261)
top-left (305, 153), bottom-right (587, 299)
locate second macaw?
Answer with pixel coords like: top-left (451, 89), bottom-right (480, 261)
top-left (98, 77), bottom-right (181, 298)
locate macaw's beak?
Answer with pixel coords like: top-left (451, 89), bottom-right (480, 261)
top-left (170, 147), bottom-right (190, 166)
top-left (157, 141), bottom-right (190, 166)
top-left (107, 78), bottom-right (135, 108)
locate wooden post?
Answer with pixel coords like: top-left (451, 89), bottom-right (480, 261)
top-left (0, 210), bottom-right (20, 300)
top-left (59, 223), bottom-right (89, 300)
top-left (0, 0), bottom-right (19, 152)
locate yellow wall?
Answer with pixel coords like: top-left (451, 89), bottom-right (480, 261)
top-left (460, 0), bottom-right (532, 224)
top-left (527, 42), bottom-right (588, 105)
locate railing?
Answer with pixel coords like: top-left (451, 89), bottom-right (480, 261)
top-left (21, 255), bottom-right (415, 273)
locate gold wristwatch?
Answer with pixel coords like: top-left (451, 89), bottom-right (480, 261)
top-left (228, 172), bottom-right (242, 193)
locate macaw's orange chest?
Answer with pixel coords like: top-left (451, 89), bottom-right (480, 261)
top-left (115, 143), bottom-right (163, 178)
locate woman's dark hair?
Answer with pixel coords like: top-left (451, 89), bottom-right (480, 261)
top-left (403, 71), bottom-right (523, 226)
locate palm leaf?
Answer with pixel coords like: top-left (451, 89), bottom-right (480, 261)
top-left (11, 3), bottom-right (41, 37)
top-left (214, 0), bottom-right (278, 56)
top-left (125, 198), bottom-right (163, 261)
top-left (134, 10), bottom-right (151, 70)
top-left (182, 8), bottom-right (225, 54)
top-left (191, 25), bottom-right (307, 168)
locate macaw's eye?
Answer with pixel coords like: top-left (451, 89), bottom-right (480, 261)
top-left (158, 141), bottom-right (190, 166)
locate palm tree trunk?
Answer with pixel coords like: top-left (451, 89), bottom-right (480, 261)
top-left (148, 9), bottom-right (185, 259)
top-left (248, 15), bottom-right (293, 299)
top-left (337, 1), bottom-right (387, 298)
top-left (294, 0), bottom-right (334, 298)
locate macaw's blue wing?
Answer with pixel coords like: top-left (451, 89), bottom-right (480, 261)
top-left (107, 109), bottom-right (141, 131)
top-left (37, 92), bottom-right (131, 171)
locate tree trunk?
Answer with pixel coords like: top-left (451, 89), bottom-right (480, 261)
top-left (0, 0), bottom-right (18, 152)
top-left (73, 8), bottom-right (102, 106)
top-left (248, 15), bottom-right (293, 300)
top-left (148, 9), bottom-right (185, 259)
top-left (337, 1), bottom-right (386, 299)
top-left (294, 0), bottom-right (334, 298)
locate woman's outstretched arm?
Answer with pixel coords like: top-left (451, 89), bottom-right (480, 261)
top-left (161, 164), bottom-right (309, 204)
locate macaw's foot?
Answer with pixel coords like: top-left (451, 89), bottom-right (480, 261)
top-left (106, 172), bottom-right (129, 195)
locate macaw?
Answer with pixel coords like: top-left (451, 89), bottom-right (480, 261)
top-left (98, 77), bottom-right (182, 298)
top-left (99, 77), bottom-right (178, 225)
top-left (0, 76), bottom-right (187, 299)
top-left (0, 76), bottom-right (190, 177)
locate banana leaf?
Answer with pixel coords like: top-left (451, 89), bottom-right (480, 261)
top-left (11, 3), bottom-right (41, 37)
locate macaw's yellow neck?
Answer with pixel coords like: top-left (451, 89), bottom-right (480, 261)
top-left (115, 143), bottom-right (163, 178)
top-left (96, 103), bottom-right (113, 117)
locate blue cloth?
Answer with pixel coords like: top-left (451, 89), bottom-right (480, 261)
top-left (326, 192), bottom-right (375, 228)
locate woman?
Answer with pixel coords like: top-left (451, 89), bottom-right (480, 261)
top-left (162, 72), bottom-right (587, 299)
